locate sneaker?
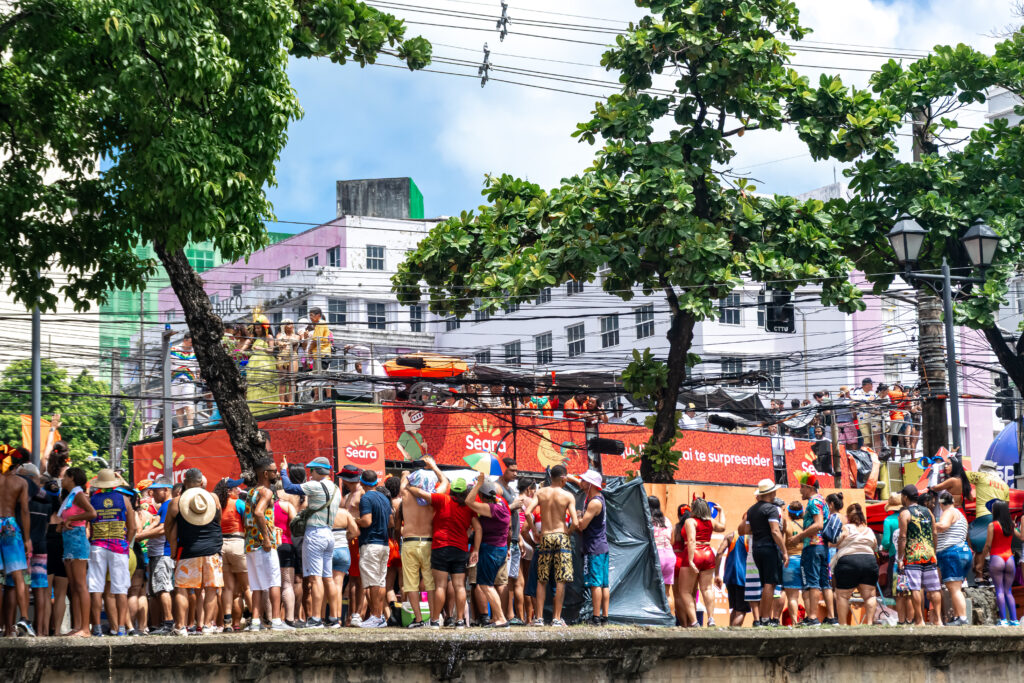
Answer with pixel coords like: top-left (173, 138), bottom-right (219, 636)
top-left (91, 626), bottom-right (104, 638)
top-left (15, 619), bottom-right (37, 637)
top-left (349, 614), bottom-right (362, 627)
top-left (427, 620), bottom-right (442, 629)
top-left (172, 628), bottom-right (189, 637)
top-left (589, 616), bottom-right (602, 627)
top-left (113, 627), bottom-right (126, 637)
top-left (407, 620), bottom-right (426, 629)
top-left (599, 616), bottom-right (609, 627)
top-left (551, 618), bottom-right (567, 627)
top-left (529, 618), bottom-right (545, 627)
top-left (707, 617), bottom-right (716, 628)
top-left (454, 619), bottom-right (467, 630)
top-left (799, 618), bottom-right (821, 628)
top-left (508, 618), bottom-right (525, 626)
top-left (752, 619), bottom-right (765, 628)
top-left (823, 618), bottom-right (840, 626)
top-left (371, 617), bottom-right (388, 628)
top-left (127, 628), bottom-right (145, 637)
top-left (246, 622), bottom-right (262, 632)
top-left (289, 620), bottom-right (306, 629)
top-left (444, 617), bottom-right (455, 628)
top-left (768, 619), bottom-right (781, 628)
top-left (202, 624), bottom-right (219, 635)
top-left (271, 620), bottom-right (295, 631)
top-left (187, 626), bottom-right (200, 635)
top-left (998, 619), bottom-right (1010, 627)
top-left (358, 616), bottom-right (383, 628)
top-left (1011, 620), bottom-right (1021, 627)
top-left (305, 618), bottom-right (325, 629)
top-left (150, 624), bottom-right (174, 636)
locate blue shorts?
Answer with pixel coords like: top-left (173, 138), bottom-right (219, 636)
top-left (63, 526), bottom-right (90, 561)
top-left (476, 543), bottom-right (507, 587)
top-left (800, 545), bottom-right (830, 591)
top-left (782, 555), bottom-right (802, 590)
top-left (584, 552), bottom-right (609, 588)
top-left (331, 545), bottom-right (351, 574)
top-left (936, 543), bottom-right (972, 584)
top-left (0, 517), bottom-right (28, 573)
top-left (5, 555), bottom-right (48, 588)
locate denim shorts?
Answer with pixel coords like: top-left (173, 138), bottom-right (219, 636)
top-left (332, 545), bottom-right (351, 574)
top-left (936, 543), bottom-right (972, 584)
top-left (800, 544), bottom-right (830, 590)
top-left (782, 555), bottom-right (802, 590)
top-left (62, 526), bottom-right (90, 561)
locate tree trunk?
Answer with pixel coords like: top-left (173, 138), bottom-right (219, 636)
top-left (917, 289), bottom-right (948, 459)
top-left (153, 241), bottom-right (267, 481)
top-left (642, 308), bottom-right (696, 483)
top-left (982, 326), bottom-right (1024, 397)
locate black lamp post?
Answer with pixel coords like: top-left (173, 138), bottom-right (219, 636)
top-left (886, 216), bottom-right (1000, 452)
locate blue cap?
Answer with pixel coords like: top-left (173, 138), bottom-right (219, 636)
top-left (306, 457), bottom-right (332, 471)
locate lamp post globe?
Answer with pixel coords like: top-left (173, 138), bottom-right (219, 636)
top-left (961, 221), bottom-right (999, 269)
top-left (887, 215), bottom-right (928, 267)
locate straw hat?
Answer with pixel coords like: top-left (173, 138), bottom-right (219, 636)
top-left (179, 487), bottom-right (218, 526)
top-left (92, 468), bottom-right (125, 490)
top-left (755, 478), bottom-right (779, 496)
top-left (884, 493), bottom-right (902, 512)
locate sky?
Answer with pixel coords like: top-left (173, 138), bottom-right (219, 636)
top-left (264, 0), bottom-right (1019, 231)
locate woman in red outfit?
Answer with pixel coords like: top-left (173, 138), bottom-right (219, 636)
top-left (677, 498), bottom-right (726, 627)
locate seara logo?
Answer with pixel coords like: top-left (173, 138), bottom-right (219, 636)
top-left (466, 418), bottom-right (508, 454)
top-left (346, 436), bottom-right (379, 462)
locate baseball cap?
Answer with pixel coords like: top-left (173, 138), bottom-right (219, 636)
top-left (340, 464), bottom-right (362, 483)
top-left (450, 478), bottom-right (468, 494)
top-left (360, 470), bottom-right (378, 486)
top-left (900, 484), bottom-right (919, 498)
top-left (306, 457), bottom-right (332, 471)
top-left (148, 475), bottom-right (173, 490)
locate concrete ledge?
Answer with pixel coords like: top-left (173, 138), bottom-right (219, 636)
top-left (3, 626), bottom-right (1024, 682)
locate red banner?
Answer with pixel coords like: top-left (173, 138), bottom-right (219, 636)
top-left (598, 424), bottom-right (774, 486)
top-left (131, 409), bottom-right (335, 487)
top-left (335, 405), bottom-right (385, 476)
top-left (381, 404), bottom-right (588, 474)
top-left (784, 440), bottom-right (838, 489)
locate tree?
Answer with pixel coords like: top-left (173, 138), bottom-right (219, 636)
top-left (831, 37), bottom-right (1024, 454)
top-left (393, 0), bottom-right (889, 481)
top-left (0, 0), bottom-right (430, 479)
top-left (0, 359), bottom-right (122, 472)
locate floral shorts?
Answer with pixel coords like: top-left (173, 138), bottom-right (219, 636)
top-left (174, 554), bottom-right (224, 589)
top-left (536, 532), bottom-right (573, 584)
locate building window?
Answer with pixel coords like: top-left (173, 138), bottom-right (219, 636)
top-left (328, 299), bottom-right (347, 325)
top-left (719, 293), bottom-right (741, 325)
top-left (759, 359), bottom-right (782, 391)
top-left (757, 290), bottom-right (766, 328)
top-left (367, 303), bottom-right (386, 330)
top-left (445, 316), bottom-right (461, 332)
top-left (409, 305), bottom-right (424, 333)
top-left (883, 354), bottom-right (900, 386)
top-left (166, 309), bottom-right (176, 323)
top-left (1016, 280), bottom-right (1024, 314)
top-left (306, 254), bottom-right (319, 269)
top-left (503, 300), bottom-right (521, 314)
top-left (536, 288), bottom-right (551, 305)
top-left (635, 304), bottom-right (655, 339)
top-left (474, 300), bottom-right (491, 323)
top-left (294, 301), bottom-right (307, 319)
top-left (567, 323), bottom-right (585, 358)
top-left (327, 246), bottom-right (341, 268)
top-left (278, 265), bottom-right (291, 279)
top-left (231, 284), bottom-right (242, 298)
top-left (535, 332), bottom-right (553, 365)
top-left (366, 245), bottom-right (385, 271)
top-left (566, 280), bottom-right (584, 296)
top-left (475, 349), bottom-right (491, 364)
top-left (271, 311), bottom-right (283, 327)
top-left (504, 340), bottom-right (522, 367)
top-left (721, 357), bottom-right (744, 377)
top-left (251, 275), bottom-right (263, 287)
top-left (600, 314), bottom-right (620, 348)
top-left (185, 248), bottom-right (215, 273)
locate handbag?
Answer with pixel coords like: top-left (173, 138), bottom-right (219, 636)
top-left (289, 482), bottom-right (332, 538)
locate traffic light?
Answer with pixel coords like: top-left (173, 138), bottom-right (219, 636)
top-left (995, 386), bottom-right (1016, 421)
top-left (765, 289), bottom-right (795, 334)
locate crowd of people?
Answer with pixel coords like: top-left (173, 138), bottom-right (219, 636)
top-left (0, 435), bottom-right (1016, 636)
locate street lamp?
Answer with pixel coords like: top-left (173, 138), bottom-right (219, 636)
top-left (885, 217), bottom-right (1000, 452)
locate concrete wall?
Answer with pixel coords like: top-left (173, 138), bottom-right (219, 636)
top-left (4, 629), bottom-right (1024, 683)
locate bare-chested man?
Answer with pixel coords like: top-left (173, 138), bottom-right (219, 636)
top-left (339, 464), bottom-right (366, 624)
top-left (0, 446), bottom-right (33, 636)
top-left (528, 465), bottom-right (579, 627)
top-left (398, 456), bottom-right (447, 627)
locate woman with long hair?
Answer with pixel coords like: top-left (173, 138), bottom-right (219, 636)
top-left (240, 321), bottom-right (277, 416)
top-left (832, 503), bottom-right (878, 625)
top-left (648, 496), bottom-right (675, 601)
top-left (273, 493), bottom-right (298, 625)
top-left (671, 503), bottom-right (691, 625)
top-left (978, 499), bottom-right (1023, 626)
top-left (930, 455), bottom-right (972, 507)
top-left (678, 498), bottom-right (726, 627)
top-left (58, 467), bottom-right (96, 637)
top-left (276, 319), bottom-right (301, 404)
top-left (215, 479), bottom-right (250, 631)
top-left (933, 491), bottom-right (971, 625)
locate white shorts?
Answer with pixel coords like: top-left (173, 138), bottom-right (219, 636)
top-left (246, 548), bottom-right (282, 592)
top-left (359, 543), bottom-right (389, 588)
top-left (87, 545), bottom-right (130, 595)
top-left (301, 526), bottom-right (334, 579)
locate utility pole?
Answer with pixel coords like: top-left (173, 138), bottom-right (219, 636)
top-left (30, 301), bottom-right (41, 467)
top-left (912, 106), bottom-right (950, 460)
top-left (109, 351), bottom-right (124, 469)
top-left (161, 327), bottom-right (174, 480)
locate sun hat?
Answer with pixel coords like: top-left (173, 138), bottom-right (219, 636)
top-left (978, 460), bottom-right (999, 473)
top-left (755, 478), bottom-right (779, 496)
top-left (884, 493), bottom-right (902, 512)
top-left (580, 470), bottom-right (603, 490)
top-left (92, 468), bottom-right (125, 490)
top-left (306, 456), bottom-right (332, 472)
top-left (179, 487), bottom-right (218, 526)
top-left (340, 464), bottom-right (362, 483)
top-left (360, 470), bottom-right (378, 486)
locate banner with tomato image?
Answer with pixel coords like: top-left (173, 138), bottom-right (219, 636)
top-left (597, 424), bottom-right (775, 485)
top-left (131, 408), bottom-right (335, 487)
top-left (381, 404), bottom-right (588, 474)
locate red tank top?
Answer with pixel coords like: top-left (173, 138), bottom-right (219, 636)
top-left (274, 501), bottom-right (292, 545)
top-left (991, 522), bottom-right (1013, 560)
top-left (221, 497), bottom-right (244, 535)
top-left (695, 518), bottom-right (713, 546)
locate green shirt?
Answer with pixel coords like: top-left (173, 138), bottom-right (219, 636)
top-left (882, 512), bottom-right (900, 556)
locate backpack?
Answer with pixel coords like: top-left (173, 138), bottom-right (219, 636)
top-left (821, 510), bottom-right (842, 544)
top-left (289, 482), bottom-right (333, 539)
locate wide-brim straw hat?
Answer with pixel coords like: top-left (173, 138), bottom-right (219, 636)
top-left (179, 487), bottom-right (218, 526)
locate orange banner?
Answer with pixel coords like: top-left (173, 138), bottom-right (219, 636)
top-left (131, 409), bottom-right (335, 487)
top-left (381, 404), bottom-right (589, 474)
top-left (336, 405), bottom-right (385, 476)
top-left (20, 416), bottom-right (60, 454)
top-left (598, 424), bottom-right (775, 485)
top-left (784, 440), bottom-right (839, 489)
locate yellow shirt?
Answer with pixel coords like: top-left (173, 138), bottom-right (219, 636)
top-left (967, 470), bottom-right (1009, 517)
top-left (310, 322), bottom-right (333, 359)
